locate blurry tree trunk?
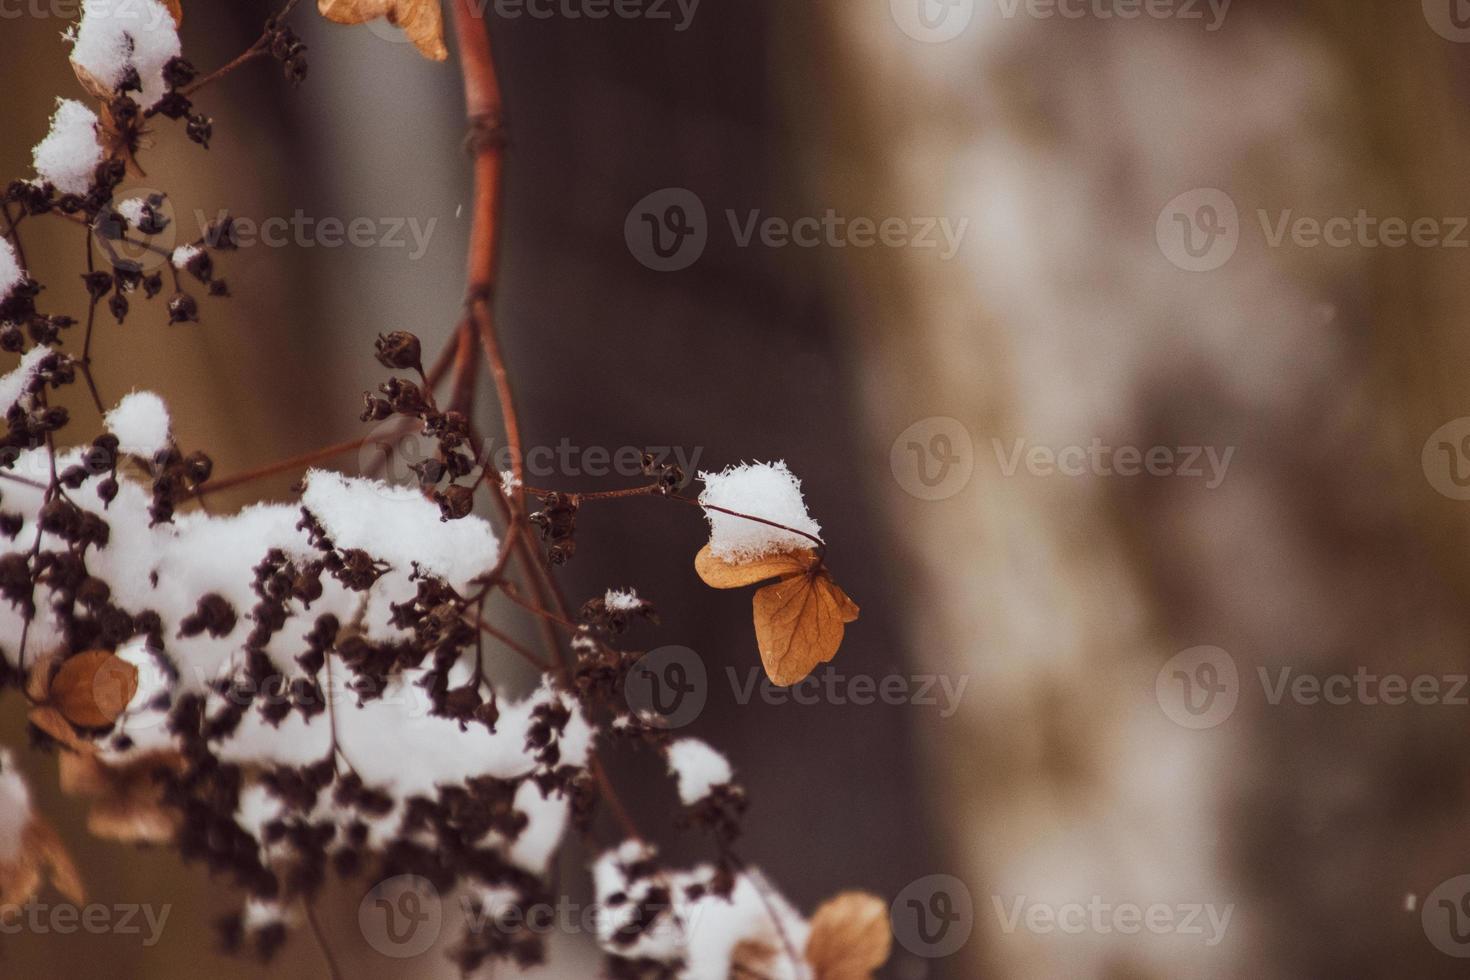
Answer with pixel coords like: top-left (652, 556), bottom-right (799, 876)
top-left (812, 2), bottom-right (1470, 977)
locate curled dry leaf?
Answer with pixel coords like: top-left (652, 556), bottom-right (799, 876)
top-left (51, 649), bottom-right (139, 729)
top-left (26, 650), bottom-right (139, 749)
top-left (694, 544), bottom-right (860, 687)
top-left (69, 2), bottom-right (182, 164)
top-left (805, 892), bottom-right (893, 980)
top-left (60, 751), bottom-right (186, 844)
top-left (0, 820), bottom-right (86, 914)
top-left (317, 0), bottom-right (448, 61)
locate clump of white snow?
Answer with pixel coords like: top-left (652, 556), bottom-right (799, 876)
top-left (301, 469), bottom-right (499, 592)
top-left (169, 244), bottom-right (201, 270)
top-left (0, 347), bottom-right (52, 415)
top-left (32, 99), bottom-right (103, 196)
top-left (0, 237), bottom-right (24, 302)
top-left (604, 588), bottom-right (642, 612)
top-left (115, 197), bottom-right (149, 227)
top-left (698, 461), bottom-right (822, 561)
top-left (665, 738), bottom-right (733, 806)
top-left (68, 0), bottom-right (182, 109)
top-left (592, 842), bottom-right (811, 979)
top-left (105, 390), bottom-right (172, 457)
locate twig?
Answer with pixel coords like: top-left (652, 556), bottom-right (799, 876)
top-left (303, 901), bottom-right (344, 980)
top-left (196, 435), bottom-right (369, 498)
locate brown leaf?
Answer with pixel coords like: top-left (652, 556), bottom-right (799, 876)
top-left (22, 820), bottom-right (85, 905)
top-left (24, 652), bottom-right (58, 704)
top-left (50, 650), bottom-right (138, 729)
top-left (318, 0), bottom-right (448, 61)
top-left (805, 892), bottom-right (892, 980)
top-left (27, 706), bottom-right (94, 754)
top-left (694, 543), bottom-right (815, 589)
top-left (752, 570), bottom-right (859, 687)
top-left (0, 819), bottom-right (86, 912)
top-left (60, 751), bottom-right (185, 844)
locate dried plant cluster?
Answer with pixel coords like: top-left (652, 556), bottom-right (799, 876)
top-left (0, 1), bottom-right (884, 978)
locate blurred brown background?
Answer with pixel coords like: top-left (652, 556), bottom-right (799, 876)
top-left (8, 0), bottom-right (1470, 977)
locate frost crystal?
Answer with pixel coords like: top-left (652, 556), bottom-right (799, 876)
top-left (698, 460), bottom-right (822, 561)
top-left (603, 587), bottom-right (642, 612)
top-left (105, 391), bottom-right (172, 457)
top-left (31, 99), bottom-right (103, 196)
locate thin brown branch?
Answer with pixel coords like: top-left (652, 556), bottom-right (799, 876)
top-left (197, 435), bottom-right (368, 498)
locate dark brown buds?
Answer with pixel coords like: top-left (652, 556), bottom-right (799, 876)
top-left (374, 331), bottom-right (423, 373)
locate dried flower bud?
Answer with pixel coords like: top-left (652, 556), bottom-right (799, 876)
top-left (167, 292), bottom-right (198, 324)
top-left (435, 484), bottom-right (474, 521)
top-left (374, 331), bottom-right (423, 372)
